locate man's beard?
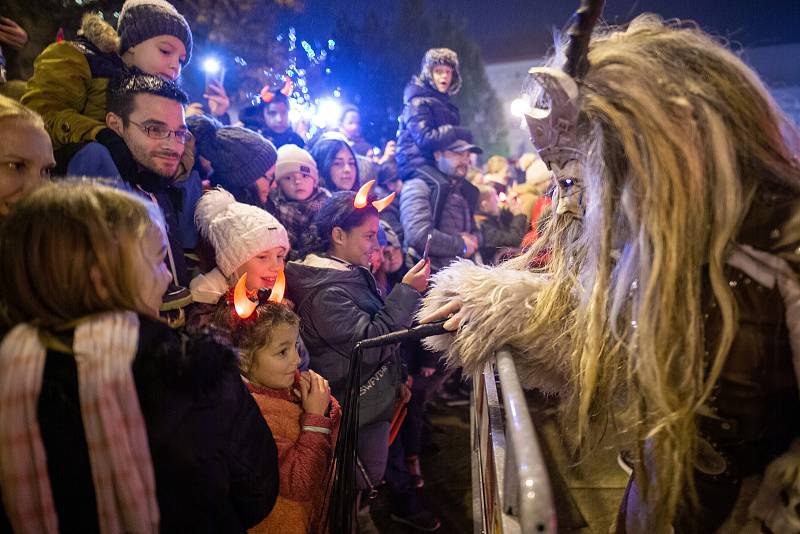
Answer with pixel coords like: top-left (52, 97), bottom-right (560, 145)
top-left (125, 134), bottom-right (181, 178)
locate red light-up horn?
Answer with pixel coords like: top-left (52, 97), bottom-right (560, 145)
top-left (268, 270), bottom-right (286, 303)
top-left (371, 192), bottom-right (396, 213)
top-left (233, 273), bottom-right (257, 319)
top-left (354, 180), bottom-right (375, 208)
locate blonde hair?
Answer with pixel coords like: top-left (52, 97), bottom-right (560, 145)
top-left (485, 155), bottom-right (509, 174)
top-left (0, 181), bottom-right (166, 328)
top-left (518, 15), bottom-right (800, 528)
top-left (0, 94), bottom-right (45, 128)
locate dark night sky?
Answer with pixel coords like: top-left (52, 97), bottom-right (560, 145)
top-left (283, 0), bottom-right (800, 63)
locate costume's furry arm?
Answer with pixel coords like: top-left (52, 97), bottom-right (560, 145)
top-left (417, 260), bottom-right (569, 394)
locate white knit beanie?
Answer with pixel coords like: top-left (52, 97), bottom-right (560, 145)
top-left (194, 189), bottom-right (290, 277)
top-left (275, 144), bottom-right (318, 182)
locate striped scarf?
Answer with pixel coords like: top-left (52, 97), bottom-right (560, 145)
top-left (0, 311), bottom-right (159, 533)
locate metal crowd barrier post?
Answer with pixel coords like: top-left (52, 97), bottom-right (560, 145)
top-left (471, 349), bottom-right (557, 533)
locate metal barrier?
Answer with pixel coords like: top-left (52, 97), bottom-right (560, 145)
top-left (471, 349), bottom-right (557, 534)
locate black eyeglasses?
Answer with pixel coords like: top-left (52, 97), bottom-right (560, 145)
top-left (129, 121), bottom-right (193, 144)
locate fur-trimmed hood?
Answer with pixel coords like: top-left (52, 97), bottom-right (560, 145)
top-left (77, 13), bottom-right (120, 54)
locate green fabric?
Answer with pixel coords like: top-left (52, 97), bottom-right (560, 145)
top-left (21, 42), bottom-right (108, 150)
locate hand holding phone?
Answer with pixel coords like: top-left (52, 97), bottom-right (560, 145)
top-left (422, 233), bottom-right (432, 262)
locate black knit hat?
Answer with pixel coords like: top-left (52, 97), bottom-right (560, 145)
top-left (188, 115), bottom-right (277, 189)
top-left (118, 0), bottom-right (193, 65)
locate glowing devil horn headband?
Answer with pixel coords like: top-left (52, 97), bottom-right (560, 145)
top-left (524, 0), bottom-right (604, 170)
top-left (233, 271), bottom-right (287, 319)
top-left (353, 180), bottom-right (396, 212)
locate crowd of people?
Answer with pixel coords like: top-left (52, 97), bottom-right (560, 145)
top-left (1, 0), bottom-right (799, 533)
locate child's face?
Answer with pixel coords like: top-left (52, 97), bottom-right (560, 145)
top-left (250, 322), bottom-right (301, 390)
top-left (340, 111), bottom-right (360, 139)
top-left (124, 35), bottom-right (187, 81)
top-left (432, 65), bottom-right (453, 94)
top-left (133, 225), bottom-right (173, 317)
top-left (333, 214), bottom-right (379, 268)
top-left (382, 246), bottom-right (403, 274)
top-left (264, 101), bottom-right (290, 133)
top-left (238, 247), bottom-right (286, 291)
top-left (278, 171), bottom-right (315, 201)
top-left (481, 191), bottom-right (500, 216)
top-left (329, 147), bottom-right (357, 191)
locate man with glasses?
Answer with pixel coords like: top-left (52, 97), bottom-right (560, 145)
top-left (67, 73), bottom-right (193, 295)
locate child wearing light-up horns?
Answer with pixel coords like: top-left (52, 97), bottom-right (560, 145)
top-left (187, 188), bottom-right (290, 333)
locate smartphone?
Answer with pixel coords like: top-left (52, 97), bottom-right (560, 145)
top-left (204, 66), bottom-right (226, 96)
top-left (422, 233), bottom-right (432, 262)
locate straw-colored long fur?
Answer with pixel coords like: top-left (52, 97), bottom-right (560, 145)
top-left (420, 15), bottom-right (800, 530)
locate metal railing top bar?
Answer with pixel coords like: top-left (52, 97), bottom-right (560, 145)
top-left (495, 349), bottom-right (557, 533)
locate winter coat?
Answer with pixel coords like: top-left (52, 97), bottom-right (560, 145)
top-left (268, 187), bottom-right (331, 261)
top-left (67, 130), bottom-right (190, 286)
top-left (400, 164), bottom-right (480, 272)
top-left (476, 209), bottom-right (528, 264)
top-left (261, 126), bottom-right (306, 149)
top-left (0, 315), bottom-right (279, 533)
top-left (419, 189), bottom-right (800, 533)
top-left (21, 14), bottom-right (122, 151)
top-left (395, 78), bottom-right (467, 180)
top-left (285, 254), bottom-right (420, 424)
top-left (246, 375), bottom-right (341, 534)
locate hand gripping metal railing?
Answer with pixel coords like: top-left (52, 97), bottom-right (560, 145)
top-left (471, 349), bottom-right (557, 534)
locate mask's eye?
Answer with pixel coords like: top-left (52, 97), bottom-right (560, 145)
top-left (559, 177), bottom-right (575, 188)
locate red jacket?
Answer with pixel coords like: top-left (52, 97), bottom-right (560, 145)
top-left (246, 374), bottom-right (341, 534)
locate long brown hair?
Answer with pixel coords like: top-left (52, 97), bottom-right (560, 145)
top-left (516, 15), bottom-right (800, 528)
top-left (0, 181), bottom-right (166, 328)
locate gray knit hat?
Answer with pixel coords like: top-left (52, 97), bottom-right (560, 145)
top-left (420, 47), bottom-right (462, 95)
top-left (189, 115), bottom-right (277, 189)
top-left (118, 0), bottom-right (193, 65)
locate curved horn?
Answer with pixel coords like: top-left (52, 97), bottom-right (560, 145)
top-left (267, 270), bottom-right (286, 303)
top-left (564, 0), bottom-right (605, 79)
top-left (371, 191), bottom-right (396, 213)
top-left (354, 180), bottom-right (376, 208)
top-left (234, 273), bottom-right (257, 319)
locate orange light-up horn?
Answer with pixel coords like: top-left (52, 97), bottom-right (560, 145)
top-left (234, 273), bottom-right (257, 319)
top-left (268, 270), bottom-right (286, 303)
top-left (371, 191), bottom-right (396, 213)
top-left (354, 180), bottom-right (376, 208)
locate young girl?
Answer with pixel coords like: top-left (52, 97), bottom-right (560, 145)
top-left (213, 298), bottom-right (341, 533)
top-left (188, 188), bottom-right (290, 332)
top-left (310, 133), bottom-right (360, 193)
top-left (0, 181), bottom-right (278, 532)
top-left (285, 190), bottom-right (439, 530)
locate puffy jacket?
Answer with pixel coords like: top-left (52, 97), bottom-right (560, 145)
top-left (22, 14), bottom-right (123, 151)
top-left (395, 78), bottom-right (467, 180)
top-left (285, 254), bottom-right (420, 423)
top-left (0, 315), bottom-right (279, 533)
top-left (400, 164), bottom-right (480, 272)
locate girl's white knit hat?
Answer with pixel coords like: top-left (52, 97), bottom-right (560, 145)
top-left (194, 188), bottom-right (290, 277)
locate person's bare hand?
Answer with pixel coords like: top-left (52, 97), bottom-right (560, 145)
top-left (461, 233), bottom-right (478, 257)
top-left (204, 82), bottom-right (230, 117)
top-left (419, 366), bottom-right (435, 378)
top-left (507, 195), bottom-right (524, 216)
top-left (295, 370), bottom-right (330, 416)
top-left (401, 258), bottom-right (430, 293)
top-left (419, 298), bottom-right (465, 331)
top-left (399, 382), bottom-right (412, 404)
top-left (378, 140), bottom-right (397, 164)
top-left (0, 18), bottom-right (28, 50)
top-left (186, 102), bottom-right (205, 117)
